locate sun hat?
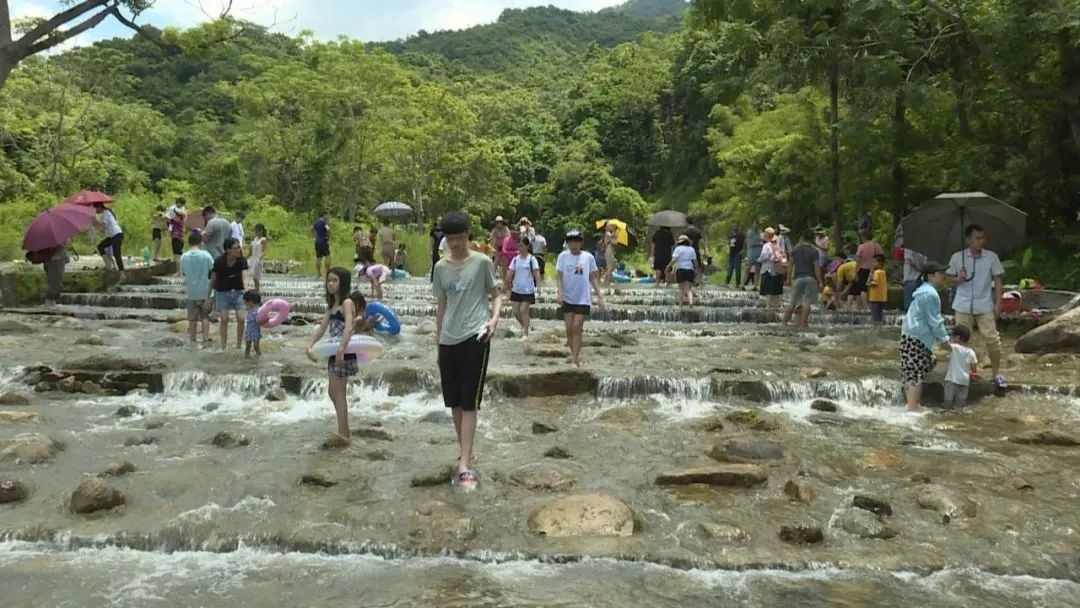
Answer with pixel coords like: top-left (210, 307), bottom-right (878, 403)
top-left (778, 224), bottom-right (791, 234)
top-left (565, 229), bottom-right (584, 240)
top-left (519, 217), bottom-right (531, 225)
top-left (763, 227), bottom-right (776, 239)
top-left (494, 215), bottom-right (505, 223)
top-left (813, 225), bottom-right (827, 233)
top-left (677, 234), bottom-right (691, 244)
top-left (922, 261), bottom-right (947, 275)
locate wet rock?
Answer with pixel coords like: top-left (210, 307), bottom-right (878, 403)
top-left (527, 493), bottom-right (635, 538)
top-left (419, 411), bottom-right (451, 424)
top-left (414, 321), bottom-right (436, 335)
top-left (724, 410), bottom-right (780, 431)
top-left (0, 390), bottom-right (33, 406)
top-left (1014, 306), bottom-right (1080, 354)
top-left (62, 355), bottom-right (165, 373)
top-left (42, 371), bottom-right (66, 383)
top-left (364, 449), bottom-right (392, 461)
top-left (852, 495), bottom-right (893, 517)
top-left (124, 436), bottom-right (158, 447)
top-left (532, 422), bottom-right (558, 434)
top-left (684, 415), bottom-right (725, 433)
top-left (0, 480), bottom-right (28, 504)
top-left (0, 433), bottom-right (64, 464)
top-left (320, 434), bottom-right (350, 450)
top-left (833, 508), bottom-right (897, 540)
top-left (717, 379), bottom-right (771, 402)
top-left (778, 524), bottom-right (824, 545)
top-left (910, 473), bottom-right (932, 484)
top-left (69, 478), bottom-right (126, 514)
top-left (375, 401), bottom-right (396, 412)
top-left (33, 381), bottom-right (53, 393)
top-left (700, 522), bottom-right (749, 543)
top-left (490, 369), bottom-right (597, 398)
top-left (202, 432), bottom-right (250, 448)
top-left (864, 450), bottom-right (904, 470)
top-left (810, 398), bottom-right (838, 412)
top-left (170, 321), bottom-right (190, 334)
top-left (783, 479), bottom-right (818, 503)
top-left (300, 473), bottom-right (337, 488)
top-left (916, 485), bottom-right (977, 524)
top-left (410, 465), bottom-right (455, 488)
top-left (708, 438), bottom-right (785, 464)
top-left (80, 380), bottom-right (103, 395)
top-left (144, 420), bottom-right (165, 430)
top-left (75, 335), bottom-right (105, 346)
top-left (1009, 430), bottom-right (1079, 447)
top-left (107, 321), bottom-right (140, 329)
top-left (202, 403), bottom-right (220, 413)
top-left (1013, 478), bottom-right (1035, 492)
top-left (803, 368), bottom-right (828, 379)
top-left (0, 320), bottom-right (33, 334)
top-left (524, 343), bottom-right (569, 358)
top-left (58, 376), bottom-right (78, 393)
top-left (351, 427), bottom-right (393, 441)
top-left (377, 367), bottom-right (429, 396)
top-left (656, 464), bottom-right (767, 488)
top-left (509, 462), bottom-right (578, 491)
top-left (265, 388), bottom-right (287, 402)
top-left (0, 411), bottom-right (40, 425)
top-left (807, 413), bottom-right (855, 427)
top-left (114, 405), bottom-right (146, 418)
top-left (100, 461), bottom-right (137, 478)
top-left (544, 446), bottom-right (572, 459)
top-left (155, 336), bottom-right (186, 348)
top-left (597, 406), bottom-right (647, 424)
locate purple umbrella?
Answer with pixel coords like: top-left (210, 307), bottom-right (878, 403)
top-left (64, 190), bottom-right (114, 206)
top-left (22, 203), bottom-right (97, 252)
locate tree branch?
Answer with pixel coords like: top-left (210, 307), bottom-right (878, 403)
top-left (108, 5), bottom-right (182, 53)
top-left (26, 6), bottom-right (113, 56)
top-left (18, 0), bottom-right (110, 48)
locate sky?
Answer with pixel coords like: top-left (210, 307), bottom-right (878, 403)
top-left (10, 0), bottom-right (629, 48)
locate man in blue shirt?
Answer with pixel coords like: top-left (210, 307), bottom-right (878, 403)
top-left (179, 232), bottom-right (215, 346)
top-left (312, 211), bottom-right (331, 278)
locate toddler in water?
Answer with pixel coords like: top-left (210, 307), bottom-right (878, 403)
top-left (395, 244), bottom-right (408, 271)
top-left (944, 324), bottom-right (978, 409)
top-left (821, 275), bottom-right (839, 311)
top-left (354, 247), bottom-right (391, 300)
top-left (243, 290), bottom-right (262, 357)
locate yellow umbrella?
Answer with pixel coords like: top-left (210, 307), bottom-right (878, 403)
top-left (595, 218), bottom-right (631, 246)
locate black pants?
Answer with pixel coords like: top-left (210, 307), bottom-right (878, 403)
top-left (97, 233), bottom-right (124, 271)
top-left (430, 255), bottom-right (440, 282)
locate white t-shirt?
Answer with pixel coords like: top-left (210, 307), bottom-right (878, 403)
top-left (230, 222), bottom-right (245, 247)
top-left (671, 244), bottom-right (697, 270)
top-left (509, 254), bottom-right (539, 295)
top-left (439, 237), bottom-right (449, 254)
top-left (946, 343), bottom-right (978, 385)
top-left (532, 234), bottom-right (548, 255)
top-left (101, 209), bottom-right (122, 237)
top-left (557, 250), bottom-right (597, 306)
top-left (947, 248), bottom-right (1005, 314)
top-left (165, 204), bottom-right (185, 219)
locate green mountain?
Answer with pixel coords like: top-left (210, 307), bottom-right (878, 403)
top-left (379, 0), bottom-right (688, 73)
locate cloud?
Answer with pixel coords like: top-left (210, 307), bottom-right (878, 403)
top-left (10, 1), bottom-right (54, 20)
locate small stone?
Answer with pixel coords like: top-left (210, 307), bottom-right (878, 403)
top-left (724, 410), bottom-right (780, 431)
top-left (69, 478), bottom-right (125, 514)
top-left (300, 473), bottom-right (337, 487)
top-left (509, 462), bottom-right (578, 491)
top-left (114, 405), bottom-right (146, 418)
top-left (375, 401), bottom-right (396, 412)
top-left (1008, 430), bottom-right (1079, 446)
top-left (410, 466), bottom-right (455, 487)
top-left (778, 525), bottom-right (824, 545)
top-left (532, 422), bottom-right (558, 434)
top-left (124, 436), bottom-right (158, 447)
top-left (58, 376), bottom-right (78, 393)
top-left (202, 431), bottom-right (250, 448)
top-left (0, 411), bottom-right (39, 425)
top-left (0, 433), bottom-right (64, 464)
top-left (265, 388), bottom-right (288, 402)
top-left (364, 449), bottom-right (392, 461)
top-left (685, 416), bottom-right (725, 432)
top-left (804, 368), bottom-right (828, 379)
top-left (419, 411), bottom-right (451, 424)
top-left (864, 450), bottom-right (904, 470)
top-left (544, 446), bottom-right (572, 459)
top-left (916, 484), bottom-right (977, 524)
top-left (833, 508), bottom-right (897, 539)
top-left (33, 381), bottom-right (53, 393)
top-left (351, 427), bottom-right (393, 441)
top-left (100, 461), bottom-right (137, 478)
top-left (852, 495), bottom-right (893, 517)
top-left (656, 464), bottom-right (768, 488)
top-left (144, 420), bottom-right (165, 430)
top-left (597, 406), bottom-right (647, 424)
top-left (202, 403), bottom-right (220, 413)
top-left (155, 336), bottom-right (186, 348)
top-left (910, 473), bottom-right (932, 484)
top-left (75, 336), bottom-right (105, 346)
top-left (808, 413), bottom-right (854, 427)
top-left (0, 480), bottom-right (29, 504)
top-left (810, 398), bottom-right (838, 412)
top-left (783, 479), bottom-right (818, 503)
top-left (0, 390), bottom-right (33, 406)
top-left (321, 434), bottom-right (350, 450)
top-left (708, 438), bottom-right (785, 464)
top-left (700, 522), bottom-right (749, 543)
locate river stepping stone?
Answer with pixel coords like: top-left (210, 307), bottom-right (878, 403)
top-left (655, 464), bottom-right (767, 487)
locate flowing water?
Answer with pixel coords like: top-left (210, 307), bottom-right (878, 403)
top-left (2, 274), bottom-right (1079, 606)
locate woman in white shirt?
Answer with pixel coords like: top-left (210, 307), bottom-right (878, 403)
top-left (249, 223), bottom-right (268, 292)
top-left (665, 234), bottom-right (699, 307)
top-left (506, 238), bottom-right (541, 338)
top-left (556, 230), bottom-right (605, 368)
top-left (94, 202), bottom-right (125, 276)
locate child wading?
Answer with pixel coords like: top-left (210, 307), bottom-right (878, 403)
top-left (506, 237), bottom-right (541, 338)
top-left (666, 234), bottom-right (698, 307)
top-left (433, 211), bottom-right (502, 490)
top-left (557, 229), bottom-right (605, 368)
top-left (249, 224), bottom-right (268, 293)
top-left (868, 253), bottom-right (888, 324)
top-left (944, 324), bottom-right (978, 409)
top-left (307, 268), bottom-right (358, 445)
top-left (355, 246), bottom-right (391, 301)
top-left (243, 290), bottom-right (262, 357)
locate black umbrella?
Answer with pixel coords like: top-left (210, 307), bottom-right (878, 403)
top-left (647, 210), bottom-right (688, 229)
top-left (900, 192), bottom-right (1026, 266)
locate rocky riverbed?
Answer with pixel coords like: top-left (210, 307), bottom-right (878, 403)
top-left (1, 274), bottom-right (1079, 607)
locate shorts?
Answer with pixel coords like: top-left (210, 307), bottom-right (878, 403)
top-left (900, 333), bottom-right (936, 387)
top-left (186, 299), bottom-right (213, 322)
top-left (675, 269), bottom-right (695, 284)
top-left (869, 302), bottom-right (885, 322)
top-left (595, 253), bottom-right (607, 269)
top-left (561, 302), bottom-right (591, 316)
top-left (315, 242), bottom-right (330, 258)
top-left (152, 228), bottom-right (162, 240)
top-left (654, 256), bottom-right (671, 273)
top-left (953, 311), bottom-right (1001, 355)
top-left (215, 289), bottom-right (244, 311)
top-left (509, 291), bottom-right (536, 304)
top-left (789, 276), bottom-right (818, 306)
top-left (171, 237), bottom-right (184, 256)
top-left (438, 336), bottom-right (490, 411)
top-left (854, 268), bottom-right (871, 295)
top-left (328, 353), bottom-right (358, 378)
top-left (759, 272), bottom-right (784, 296)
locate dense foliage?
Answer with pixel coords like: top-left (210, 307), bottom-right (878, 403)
top-left (0, 0), bottom-right (1077, 285)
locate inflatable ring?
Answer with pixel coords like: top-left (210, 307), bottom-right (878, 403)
top-left (365, 301), bottom-right (401, 336)
top-left (256, 298), bottom-right (291, 328)
top-left (635, 276), bottom-right (656, 284)
top-left (311, 335), bottom-right (384, 362)
top-left (612, 272), bottom-right (632, 284)
top-left (393, 268), bottom-right (408, 279)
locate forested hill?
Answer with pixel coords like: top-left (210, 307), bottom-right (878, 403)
top-left (378, 0), bottom-right (688, 73)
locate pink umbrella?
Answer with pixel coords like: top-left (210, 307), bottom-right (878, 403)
top-left (185, 208), bottom-right (206, 230)
top-left (23, 203), bottom-right (97, 252)
top-left (64, 190), bottom-right (114, 206)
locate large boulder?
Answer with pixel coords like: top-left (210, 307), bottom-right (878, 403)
top-left (0, 433), bottom-right (64, 464)
top-left (201, 431), bottom-right (251, 448)
top-left (1009, 430), bottom-right (1079, 447)
top-left (70, 478), bottom-right (126, 514)
top-left (916, 485), bottom-right (976, 524)
top-left (656, 464), bottom-right (767, 488)
top-left (0, 320), bottom-right (33, 334)
top-left (0, 411), bottom-right (40, 425)
top-left (375, 367), bottom-right (430, 396)
top-left (528, 493), bottom-right (635, 537)
top-left (490, 369), bottom-right (597, 398)
top-left (61, 354), bottom-right (165, 373)
top-left (778, 524), bottom-right (824, 545)
top-left (0, 480), bottom-right (29, 504)
top-left (708, 438), bottom-right (785, 464)
top-left (833, 508), bottom-right (897, 540)
top-left (0, 390), bottom-right (33, 406)
top-left (1015, 306), bottom-right (1080, 354)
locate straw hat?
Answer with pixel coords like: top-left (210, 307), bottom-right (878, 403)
top-left (494, 215), bottom-right (505, 223)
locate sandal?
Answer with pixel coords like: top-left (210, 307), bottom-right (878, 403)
top-left (992, 375), bottom-right (1008, 389)
top-left (455, 470), bottom-right (478, 490)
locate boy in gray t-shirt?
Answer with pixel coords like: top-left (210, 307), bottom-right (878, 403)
top-left (432, 211), bottom-right (502, 490)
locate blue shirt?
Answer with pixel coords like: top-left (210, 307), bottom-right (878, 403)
top-left (313, 218), bottom-right (329, 245)
top-left (179, 249), bottom-right (215, 300)
top-left (901, 282), bottom-right (949, 349)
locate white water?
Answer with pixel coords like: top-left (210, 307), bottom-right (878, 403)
top-left (764, 397), bottom-right (928, 429)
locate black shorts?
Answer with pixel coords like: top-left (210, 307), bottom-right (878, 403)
top-left (854, 268), bottom-right (871, 295)
top-left (509, 291), bottom-right (535, 304)
top-left (152, 228), bottom-right (162, 240)
top-left (561, 302), bottom-right (591, 316)
top-left (759, 272), bottom-right (784, 296)
top-left (171, 237), bottom-right (184, 256)
top-left (675, 269), bottom-right (695, 284)
top-left (438, 337), bottom-right (490, 411)
top-left (315, 242), bottom-right (330, 258)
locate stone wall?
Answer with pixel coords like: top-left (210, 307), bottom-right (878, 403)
top-left (0, 261), bottom-right (175, 308)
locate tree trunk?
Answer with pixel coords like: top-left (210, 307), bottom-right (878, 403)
top-left (829, 61), bottom-right (842, 251)
top-left (0, 50), bottom-right (14, 90)
top-left (891, 88), bottom-right (908, 224)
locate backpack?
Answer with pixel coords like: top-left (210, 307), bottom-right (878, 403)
top-left (771, 242), bottom-right (789, 275)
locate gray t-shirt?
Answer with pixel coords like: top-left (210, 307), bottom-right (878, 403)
top-left (433, 251), bottom-right (497, 346)
top-left (203, 216), bottom-right (232, 260)
top-left (947, 248), bottom-right (1004, 314)
top-left (791, 243), bottom-right (820, 279)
